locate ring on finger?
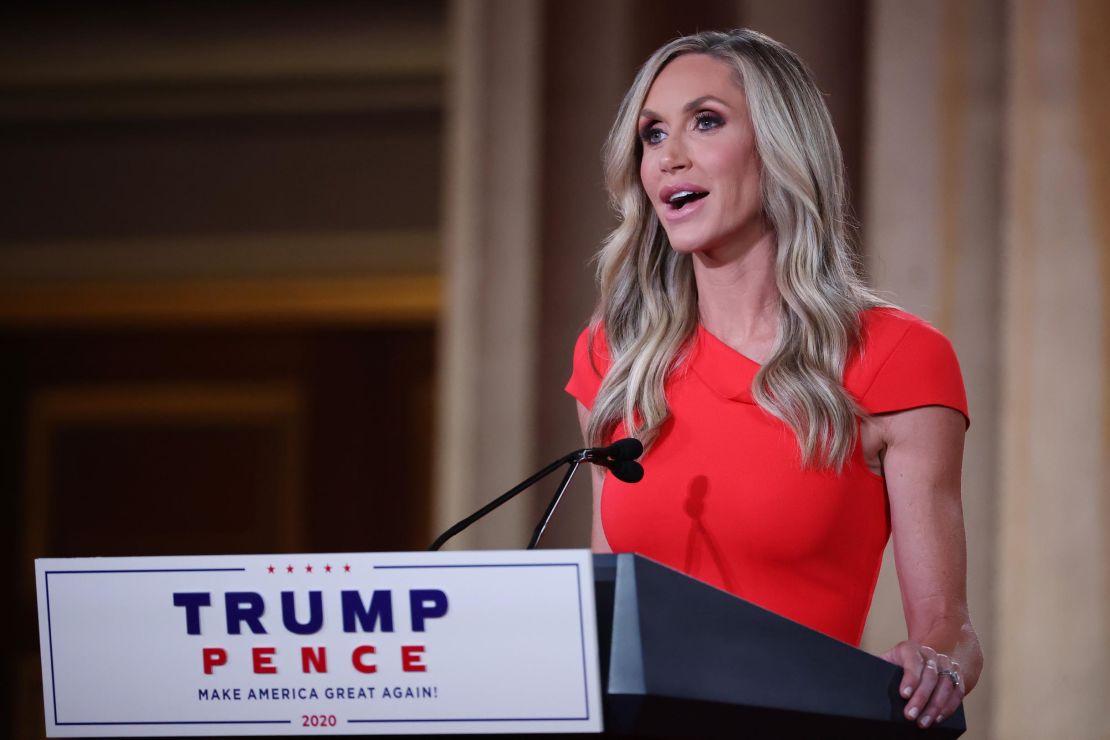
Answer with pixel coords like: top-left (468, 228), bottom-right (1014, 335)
top-left (937, 668), bottom-right (960, 690)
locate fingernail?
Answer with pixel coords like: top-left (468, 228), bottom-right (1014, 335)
top-left (936, 714), bottom-right (945, 723)
top-left (920, 715), bottom-right (932, 728)
top-left (908, 707), bottom-right (919, 720)
top-left (902, 686), bottom-right (912, 698)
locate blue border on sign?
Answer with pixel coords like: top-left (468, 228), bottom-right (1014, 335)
top-left (43, 567), bottom-right (291, 728)
top-left (350, 561), bottom-right (593, 725)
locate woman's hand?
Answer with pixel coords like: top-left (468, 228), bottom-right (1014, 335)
top-left (882, 640), bottom-right (965, 728)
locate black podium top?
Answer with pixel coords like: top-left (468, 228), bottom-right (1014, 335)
top-left (593, 553), bottom-right (965, 739)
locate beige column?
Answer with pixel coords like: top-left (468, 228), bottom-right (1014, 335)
top-left (862, 2), bottom-right (1004, 738)
top-left (434, 0), bottom-right (542, 549)
top-left (996, 1), bottom-right (1110, 737)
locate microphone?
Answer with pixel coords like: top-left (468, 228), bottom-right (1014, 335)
top-left (584, 437), bottom-right (643, 464)
top-left (582, 437), bottom-right (644, 483)
top-left (428, 438), bottom-right (644, 551)
top-left (610, 459), bottom-right (645, 483)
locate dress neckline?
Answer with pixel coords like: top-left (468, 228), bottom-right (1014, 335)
top-left (690, 324), bottom-right (759, 403)
top-left (689, 308), bottom-right (893, 404)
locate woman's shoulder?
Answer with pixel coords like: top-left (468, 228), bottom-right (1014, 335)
top-left (572, 322), bottom-right (610, 369)
top-left (858, 306), bottom-right (945, 343)
top-left (566, 322), bottom-right (611, 409)
top-left (849, 307), bottom-right (968, 422)
top-left (853, 306), bottom-right (959, 363)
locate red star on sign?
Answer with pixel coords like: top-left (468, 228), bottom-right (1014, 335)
top-left (286, 565), bottom-right (294, 573)
top-left (306, 565), bottom-right (313, 573)
top-left (325, 565), bottom-right (332, 573)
top-left (267, 565), bottom-right (275, 574)
top-left (344, 564), bottom-right (351, 573)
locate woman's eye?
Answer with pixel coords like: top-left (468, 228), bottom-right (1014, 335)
top-left (639, 125), bottom-right (665, 145)
top-left (694, 112), bottom-right (723, 130)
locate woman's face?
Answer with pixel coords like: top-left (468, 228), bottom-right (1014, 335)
top-left (638, 53), bottom-right (766, 256)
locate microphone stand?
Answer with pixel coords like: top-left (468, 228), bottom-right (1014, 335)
top-left (526, 458), bottom-right (584, 550)
top-left (427, 450), bottom-right (587, 551)
top-left (428, 439), bottom-right (642, 552)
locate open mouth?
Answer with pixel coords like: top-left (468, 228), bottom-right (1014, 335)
top-left (667, 190), bottom-right (709, 210)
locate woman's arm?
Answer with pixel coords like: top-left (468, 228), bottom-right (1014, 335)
top-left (875, 405), bottom-right (983, 729)
top-left (576, 401), bottom-right (612, 553)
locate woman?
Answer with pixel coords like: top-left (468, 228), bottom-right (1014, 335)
top-left (565, 30), bottom-right (982, 730)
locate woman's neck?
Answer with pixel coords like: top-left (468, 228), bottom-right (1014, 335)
top-left (692, 229), bottom-right (780, 360)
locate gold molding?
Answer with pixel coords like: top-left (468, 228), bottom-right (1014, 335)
top-left (0, 275), bottom-right (441, 328)
top-left (0, 229), bottom-right (440, 282)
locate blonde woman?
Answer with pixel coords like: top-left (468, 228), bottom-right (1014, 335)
top-left (566, 30), bottom-right (981, 730)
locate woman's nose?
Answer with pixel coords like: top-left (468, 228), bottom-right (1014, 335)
top-left (660, 136), bottom-right (690, 173)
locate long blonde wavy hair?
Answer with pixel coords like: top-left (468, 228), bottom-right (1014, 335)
top-left (586, 29), bottom-right (886, 470)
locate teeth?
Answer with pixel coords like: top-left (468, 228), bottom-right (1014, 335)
top-left (669, 190), bottom-right (695, 204)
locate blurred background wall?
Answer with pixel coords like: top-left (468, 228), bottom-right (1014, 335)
top-left (1, 1), bottom-right (1106, 738)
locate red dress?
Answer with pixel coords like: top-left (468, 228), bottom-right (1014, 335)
top-left (565, 308), bottom-right (968, 646)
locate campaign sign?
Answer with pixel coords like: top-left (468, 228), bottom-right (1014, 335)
top-left (35, 549), bottom-right (602, 736)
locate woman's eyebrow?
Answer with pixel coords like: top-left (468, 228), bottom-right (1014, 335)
top-left (683, 95), bottom-right (730, 112)
top-left (639, 95), bottom-right (731, 121)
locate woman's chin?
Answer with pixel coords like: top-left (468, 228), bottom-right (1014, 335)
top-left (663, 232), bottom-right (708, 254)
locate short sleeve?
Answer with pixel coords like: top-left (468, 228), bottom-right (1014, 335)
top-left (564, 325), bottom-right (610, 410)
top-left (857, 314), bottom-right (970, 426)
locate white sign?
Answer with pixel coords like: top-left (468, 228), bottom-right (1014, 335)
top-left (36, 549), bottom-right (602, 736)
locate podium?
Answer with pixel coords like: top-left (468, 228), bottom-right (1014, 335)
top-left (36, 551), bottom-right (966, 738)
